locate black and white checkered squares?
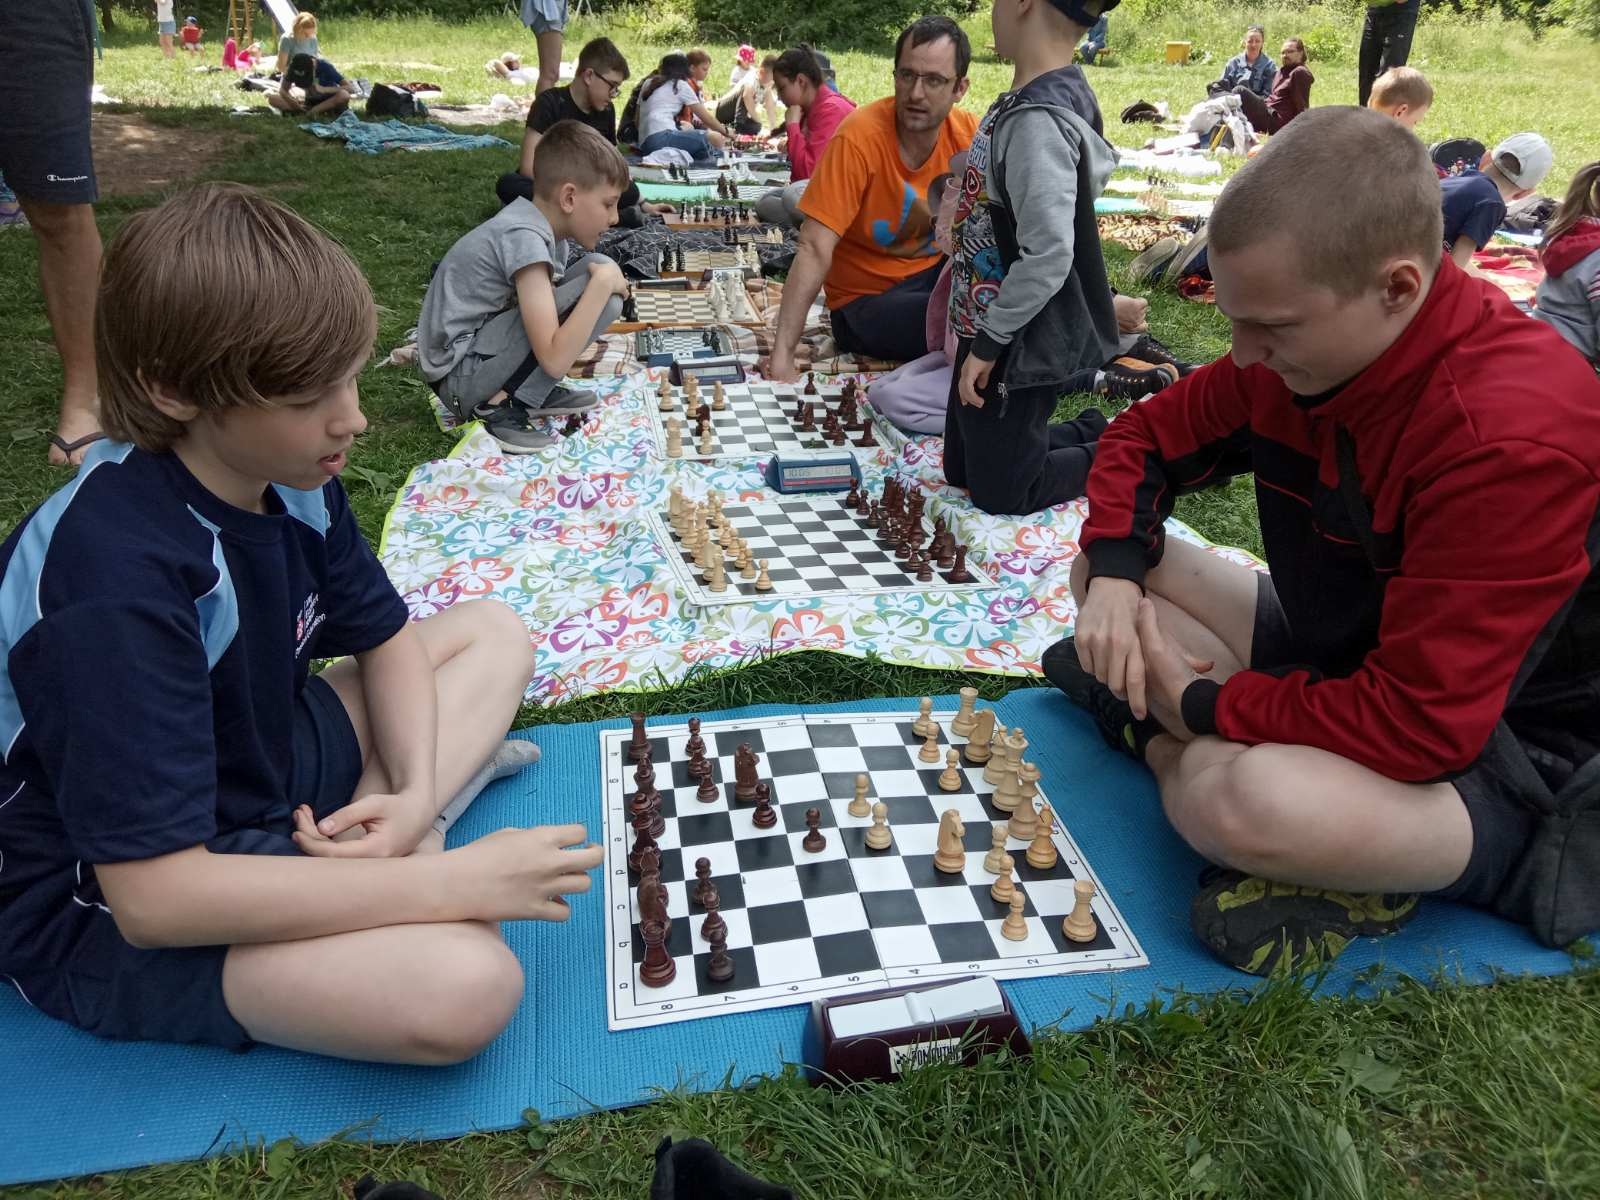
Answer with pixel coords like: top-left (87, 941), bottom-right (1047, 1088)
top-left (644, 381), bottom-right (885, 462)
top-left (648, 494), bottom-right (995, 609)
top-left (602, 711), bottom-right (1146, 1030)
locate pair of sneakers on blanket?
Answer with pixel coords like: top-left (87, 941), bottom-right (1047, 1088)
top-left (472, 383), bottom-right (596, 453)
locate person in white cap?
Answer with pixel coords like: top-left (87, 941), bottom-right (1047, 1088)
top-left (1441, 131), bottom-right (1553, 268)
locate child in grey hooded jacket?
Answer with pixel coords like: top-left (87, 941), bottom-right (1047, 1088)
top-left (943, 0), bottom-right (1122, 516)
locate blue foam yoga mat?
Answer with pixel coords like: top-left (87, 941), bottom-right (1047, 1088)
top-left (0, 691), bottom-right (1578, 1184)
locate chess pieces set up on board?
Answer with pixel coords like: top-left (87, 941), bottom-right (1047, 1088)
top-left (789, 374), bottom-right (876, 448)
top-left (657, 239), bottom-right (759, 274)
top-left (665, 484), bottom-right (773, 592)
top-left (678, 202), bottom-right (756, 227)
top-left (657, 374), bottom-right (731, 459)
top-left (635, 327), bottom-right (725, 358)
top-left (932, 690), bottom-right (1100, 945)
top-left (714, 171), bottom-right (758, 198)
top-left (626, 715), bottom-right (806, 988)
top-left (841, 474), bottom-right (975, 584)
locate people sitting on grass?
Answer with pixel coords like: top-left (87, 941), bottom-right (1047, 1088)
top-left (716, 46), bottom-right (781, 136)
top-left (269, 52), bottom-right (354, 119)
top-left (763, 16), bottom-right (977, 378)
top-left (1441, 131), bottom-right (1552, 268)
top-left (752, 47), bottom-right (857, 229)
top-left (495, 37), bottom-right (673, 227)
top-left (1232, 36), bottom-right (1313, 135)
top-left (420, 122), bottom-right (631, 453)
top-left (632, 53), bottom-right (730, 157)
top-left (1206, 25), bottom-right (1274, 99)
top-left (180, 14), bottom-right (205, 54)
top-left (275, 10), bottom-right (318, 77)
top-left (1366, 64), bottom-right (1431, 129)
top-left (0, 182), bottom-right (598, 1064)
top-left (1533, 160), bottom-right (1600, 370)
top-left (1044, 107), bottom-right (1600, 977)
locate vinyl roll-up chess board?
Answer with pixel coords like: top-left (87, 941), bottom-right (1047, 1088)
top-left (601, 711), bottom-right (1147, 1031)
top-left (646, 381), bottom-right (887, 462)
top-left (648, 492), bottom-right (995, 608)
top-left (626, 286), bottom-right (763, 327)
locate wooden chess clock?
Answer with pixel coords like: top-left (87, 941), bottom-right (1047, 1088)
top-left (802, 976), bottom-right (1031, 1086)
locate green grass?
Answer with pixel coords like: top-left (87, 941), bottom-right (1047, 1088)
top-left (2, 7), bottom-right (1597, 1196)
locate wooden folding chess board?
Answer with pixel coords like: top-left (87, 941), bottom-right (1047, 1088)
top-left (624, 286), bottom-right (762, 328)
top-left (602, 710), bottom-right (1147, 1030)
top-left (646, 381), bottom-right (887, 462)
top-left (670, 249), bottom-right (748, 273)
top-left (648, 490), bottom-right (996, 608)
top-left (633, 328), bottom-right (734, 360)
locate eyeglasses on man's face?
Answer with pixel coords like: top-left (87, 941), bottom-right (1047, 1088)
top-left (893, 67), bottom-right (955, 92)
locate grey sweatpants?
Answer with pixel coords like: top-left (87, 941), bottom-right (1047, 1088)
top-left (753, 179), bottom-right (808, 229)
top-left (437, 252), bottom-right (623, 417)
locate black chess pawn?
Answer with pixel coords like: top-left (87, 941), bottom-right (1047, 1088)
top-left (799, 402), bottom-right (816, 431)
top-left (915, 554), bottom-right (933, 583)
top-left (802, 807), bottom-right (826, 853)
top-left (844, 482), bottom-right (861, 509)
top-left (803, 372), bottom-right (817, 396)
top-left (751, 781), bottom-right (777, 829)
top-left (855, 489), bottom-right (871, 519)
top-left (865, 500), bottom-right (881, 529)
top-left (622, 294), bottom-right (638, 322)
top-left (692, 857), bottom-right (713, 908)
top-left (706, 926), bottom-right (735, 983)
top-left (700, 885), bottom-right (727, 942)
top-left (696, 763), bottom-right (719, 803)
top-left (628, 821), bottom-right (657, 875)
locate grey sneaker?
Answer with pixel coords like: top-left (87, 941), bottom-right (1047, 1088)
top-left (482, 404), bottom-right (557, 454)
top-left (1162, 225), bottom-right (1211, 285)
top-left (532, 382), bottom-right (600, 412)
top-left (1127, 236), bottom-right (1179, 284)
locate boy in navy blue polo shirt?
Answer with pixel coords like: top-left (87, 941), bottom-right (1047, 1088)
top-left (0, 184), bottom-right (602, 1062)
top-left (270, 52), bottom-right (354, 118)
top-left (1441, 131), bottom-right (1552, 268)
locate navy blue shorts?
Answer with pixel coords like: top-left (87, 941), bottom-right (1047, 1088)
top-left (0, 0), bottom-right (98, 205)
top-left (1250, 573), bottom-right (1537, 907)
top-left (18, 675), bottom-right (364, 1050)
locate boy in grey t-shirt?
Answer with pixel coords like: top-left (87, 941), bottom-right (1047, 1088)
top-left (417, 121), bottom-right (632, 450)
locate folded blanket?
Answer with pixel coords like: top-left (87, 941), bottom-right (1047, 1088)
top-left (300, 111), bottom-right (512, 155)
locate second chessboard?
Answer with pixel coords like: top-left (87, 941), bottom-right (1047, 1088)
top-left (647, 378), bottom-right (885, 462)
top-left (623, 284), bottom-right (762, 328)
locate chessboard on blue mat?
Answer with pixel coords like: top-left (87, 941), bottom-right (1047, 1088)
top-left (602, 709), bottom-right (1146, 1030)
top-left (649, 489), bottom-right (994, 608)
top-left (646, 378), bottom-right (886, 461)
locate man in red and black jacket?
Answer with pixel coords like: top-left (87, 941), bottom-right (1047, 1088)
top-left (1046, 108), bottom-right (1600, 974)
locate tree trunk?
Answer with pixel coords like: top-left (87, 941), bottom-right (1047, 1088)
top-left (97, 0), bottom-right (115, 33)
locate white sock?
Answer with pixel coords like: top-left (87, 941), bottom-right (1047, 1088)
top-left (432, 739), bottom-right (540, 838)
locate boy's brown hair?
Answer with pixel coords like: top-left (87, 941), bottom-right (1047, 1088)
top-left (96, 184), bottom-right (376, 453)
top-left (576, 36), bottom-right (628, 79)
top-left (1209, 106), bottom-right (1443, 297)
top-left (531, 119), bottom-right (631, 199)
top-left (685, 48), bottom-right (711, 68)
top-left (1369, 66), bottom-right (1433, 112)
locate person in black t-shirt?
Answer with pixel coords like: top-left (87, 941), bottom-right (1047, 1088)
top-left (495, 37), bottom-right (672, 225)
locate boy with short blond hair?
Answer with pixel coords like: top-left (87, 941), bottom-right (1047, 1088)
top-left (420, 120), bottom-right (631, 451)
top-left (1047, 108), bottom-right (1600, 975)
top-left (1441, 131), bottom-right (1552, 267)
top-left (0, 183), bottom-right (601, 1061)
top-left (1366, 64), bottom-right (1432, 128)
top-left (943, 0), bottom-right (1121, 515)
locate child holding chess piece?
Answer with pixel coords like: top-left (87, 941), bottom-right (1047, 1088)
top-left (0, 185), bottom-right (603, 1063)
top-left (419, 122), bottom-right (631, 453)
top-left (943, 0), bottom-right (1125, 515)
top-left (1050, 108), bottom-right (1600, 976)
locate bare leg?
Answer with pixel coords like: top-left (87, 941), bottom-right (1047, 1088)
top-left (17, 197), bottom-right (101, 465)
top-left (220, 599), bottom-right (535, 1063)
top-left (534, 29), bottom-right (562, 94)
top-left (1144, 735), bottom-right (1473, 893)
top-left (317, 598), bottom-right (534, 831)
top-left (1069, 536), bottom-right (1260, 678)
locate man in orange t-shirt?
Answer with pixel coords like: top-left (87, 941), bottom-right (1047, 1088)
top-left (764, 17), bottom-right (977, 378)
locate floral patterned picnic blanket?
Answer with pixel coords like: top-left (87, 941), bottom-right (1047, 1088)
top-left (380, 373), bottom-right (1258, 704)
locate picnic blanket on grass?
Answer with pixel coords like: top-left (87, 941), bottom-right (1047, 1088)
top-left (301, 110), bottom-right (513, 154)
top-left (0, 688), bottom-right (1581, 1185)
top-left (384, 375), bottom-right (1259, 704)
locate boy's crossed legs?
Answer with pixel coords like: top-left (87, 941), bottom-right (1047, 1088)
top-left (221, 599), bottom-right (542, 1064)
top-left (1052, 540), bottom-right (1480, 967)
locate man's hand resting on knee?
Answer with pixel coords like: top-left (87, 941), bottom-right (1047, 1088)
top-left (1075, 576), bottom-right (1150, 715)
top-left (1133, 598), bottom-right (1213, 740)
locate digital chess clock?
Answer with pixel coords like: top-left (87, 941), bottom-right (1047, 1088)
top-left (762, 453), bottom-right (863, 494)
